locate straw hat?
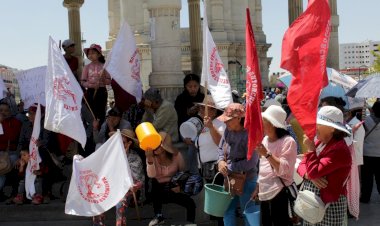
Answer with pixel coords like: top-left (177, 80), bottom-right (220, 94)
top-left (109, 129), bottom-right (139, 144)
top-left (195, 94), bottom-right (223, 111)
top-left (158, 131), bottom-right (178, 154)
top-left (262, 105), bottom-right (287, 129)
top-left (217, 103), bottom-right (245, 122)
top-left (317, 106), bottom-right (351, 135)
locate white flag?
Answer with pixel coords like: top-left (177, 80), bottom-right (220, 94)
top-left (15, 66), bottom-right (46, 109)
top-left (25, 103), bottom-right (42, 200)
top-left (0, 76), bottom-right (7, 99)
top-left (44, 37), bottom-right (86, 148)
top-left (104, 21), bottom-right (143, 103)
top-left (201, 3), bottom-right (232, 109)
top-left (65, 130), bottom-right (133, 216)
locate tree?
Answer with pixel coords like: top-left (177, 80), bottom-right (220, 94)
top-left (372, 45), bottom-right (380, 72)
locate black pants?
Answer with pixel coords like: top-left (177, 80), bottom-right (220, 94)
top-left (86, 87), bottom-right (108, 125)
top-left (361, 156), bottom-right (380, 202)
top-left (261, 188), bottom-right (292, 226)
top-left (151, 178), bottom-right (196, 222)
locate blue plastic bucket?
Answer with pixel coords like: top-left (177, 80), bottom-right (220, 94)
top-left (204, 173), bottom-right (233, 217)
top-left (243, 199), bottom-right (260, 226)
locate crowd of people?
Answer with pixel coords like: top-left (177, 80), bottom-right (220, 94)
top-left (0, 40), bottom-right (379, 226)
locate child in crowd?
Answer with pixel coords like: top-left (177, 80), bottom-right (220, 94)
top-left (81, 44), bottom-right (111, 125)
top-left (13, 150), bottom-right (46, 205)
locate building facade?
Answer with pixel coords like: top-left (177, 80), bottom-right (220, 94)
top-left (106, 0), bottom-right (272, 101)
top-left (339, 40), bottom-right (380, 78)
top-left (0, 64), bottom-right (20, 102)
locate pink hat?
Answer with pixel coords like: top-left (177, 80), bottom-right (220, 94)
top-left (217, 103), bottom-right (245, 122)
top-left (84, 44), bottom-right (102, 57)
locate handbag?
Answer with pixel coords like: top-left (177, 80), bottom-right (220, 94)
top-left (273, 167), bottom-right (299, 222)
top-left (221, 140), bottom-right (246, 196)
top-left (201, 161), bottom-right (218, 181)
top-left (0, 151), bottom-right (12, 175)
top-left (224, 172), bottom-right (246, 196)
top-left (294, 189), bottom-right (328, 224)
top-left (195, 137), bottom-right (218, 181)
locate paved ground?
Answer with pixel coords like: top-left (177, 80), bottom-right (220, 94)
top-left (348, 191), bottom-right (380, 226)
top-left (0, 188), bottom-right (379, 225)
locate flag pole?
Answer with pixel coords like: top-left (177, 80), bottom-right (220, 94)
top-left (83, 96), bottom-right (96, 120)
top-left (132, 191), bottom-right (141, 221)
top-left (204, 81), bottom-right (208, 117)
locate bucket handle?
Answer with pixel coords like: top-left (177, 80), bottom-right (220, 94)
top-left (243, 199), bottom-right (257, 212)
top-left (212, 172), bottom-right (231, 195)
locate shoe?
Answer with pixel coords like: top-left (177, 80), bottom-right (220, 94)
top-left (43, 196), bottom-right (50, 204)
top-left (148, 214), bottom-right (165, 226)
top-left (32, 194), bottom-right (43, 205)
top-left (13, 194), bottom-right (24, 205)
top-left (5, 197), bottom-right (14, 205)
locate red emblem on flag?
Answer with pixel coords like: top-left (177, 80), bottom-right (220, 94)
top-left (77, 170), bottom-right (110, 204)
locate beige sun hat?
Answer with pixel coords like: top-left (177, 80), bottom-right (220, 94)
top-left (158, 131), bottom-right (178, 154)
top-left (317, 106), bottom-right (351, 135)
top-left (195, 94), bottom-right (223, 111)
top-left (109, 129), bottom-right (139, 144)
top-left (262, 105), bottom-right (287, 129)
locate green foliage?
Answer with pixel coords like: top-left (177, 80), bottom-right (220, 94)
top-left (372, 45), bottom-right (380, 72)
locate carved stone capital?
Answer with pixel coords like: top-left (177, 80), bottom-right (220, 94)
top-left (63, 0), bottom-right (84, 9)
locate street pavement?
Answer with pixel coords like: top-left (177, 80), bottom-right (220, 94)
top-left (0, 189), bottom-right (379, 225)
top-left (348, 191), bottom-right (380, 226)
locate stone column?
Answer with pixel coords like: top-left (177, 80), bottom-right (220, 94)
top-left (223, 0), bottom-right (234, 41)
top-left (106, 0), bottom-right (121, 50)
top-left (248, 0), bottom-right (265, 42)
top-left (247, 0), bottom-right (270, 87)
top-left (147, 0), bottom-right (184, 102)
top-left (188, 0), bottom-right (202, 75)
top-left (210, 0), bottom-right (224, 31)
top-left (327, 0), bottom-right (340, 69)
top-left (121, 0), bottom-right (136, 31)
top-left (288, 0), bottom-right (303, 26)
top-left (231, 0), bottom-right (247, 41)
top-left (63, 0), bottom-right (84, 80)
top-left (134, 1), bottom-right (149, 44)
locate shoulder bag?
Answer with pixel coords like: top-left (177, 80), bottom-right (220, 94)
top-left (222, 139), bottom-right (246, 196)
top-left (293, 188), bottom-right (328, 224)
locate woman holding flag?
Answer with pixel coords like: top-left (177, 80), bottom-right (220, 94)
top-left (92, 129), bottom-right (144, 226)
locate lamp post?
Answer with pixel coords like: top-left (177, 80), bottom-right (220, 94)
top-left (358, 65), bottom-right (368, 81)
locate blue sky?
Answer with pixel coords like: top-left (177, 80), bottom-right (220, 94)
top-left (0, 0), bottom-right (379, 74)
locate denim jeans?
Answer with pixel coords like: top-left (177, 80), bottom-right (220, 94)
top-left (224, 176), bottom-right (258, 226)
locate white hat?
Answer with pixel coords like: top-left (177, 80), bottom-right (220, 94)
top-left (317, 106), bottom-right (351, 135)
top-left (262, 105), bottom-right (287, 129)
top-left (62, 39), bottom-right (75, 49)
top-left (263, 99), bottom-right (281, 109)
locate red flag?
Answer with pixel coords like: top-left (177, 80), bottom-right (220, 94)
top-left (280, 0), bottom-right (331, 140)
top-left (245, 8), bottom-right (264, 160)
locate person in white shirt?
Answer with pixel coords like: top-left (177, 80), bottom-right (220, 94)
top-left (345, 108), bottom-right (365, 166)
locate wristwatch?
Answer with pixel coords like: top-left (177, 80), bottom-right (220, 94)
top-left (265, 152), bottom-right (272, 159)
